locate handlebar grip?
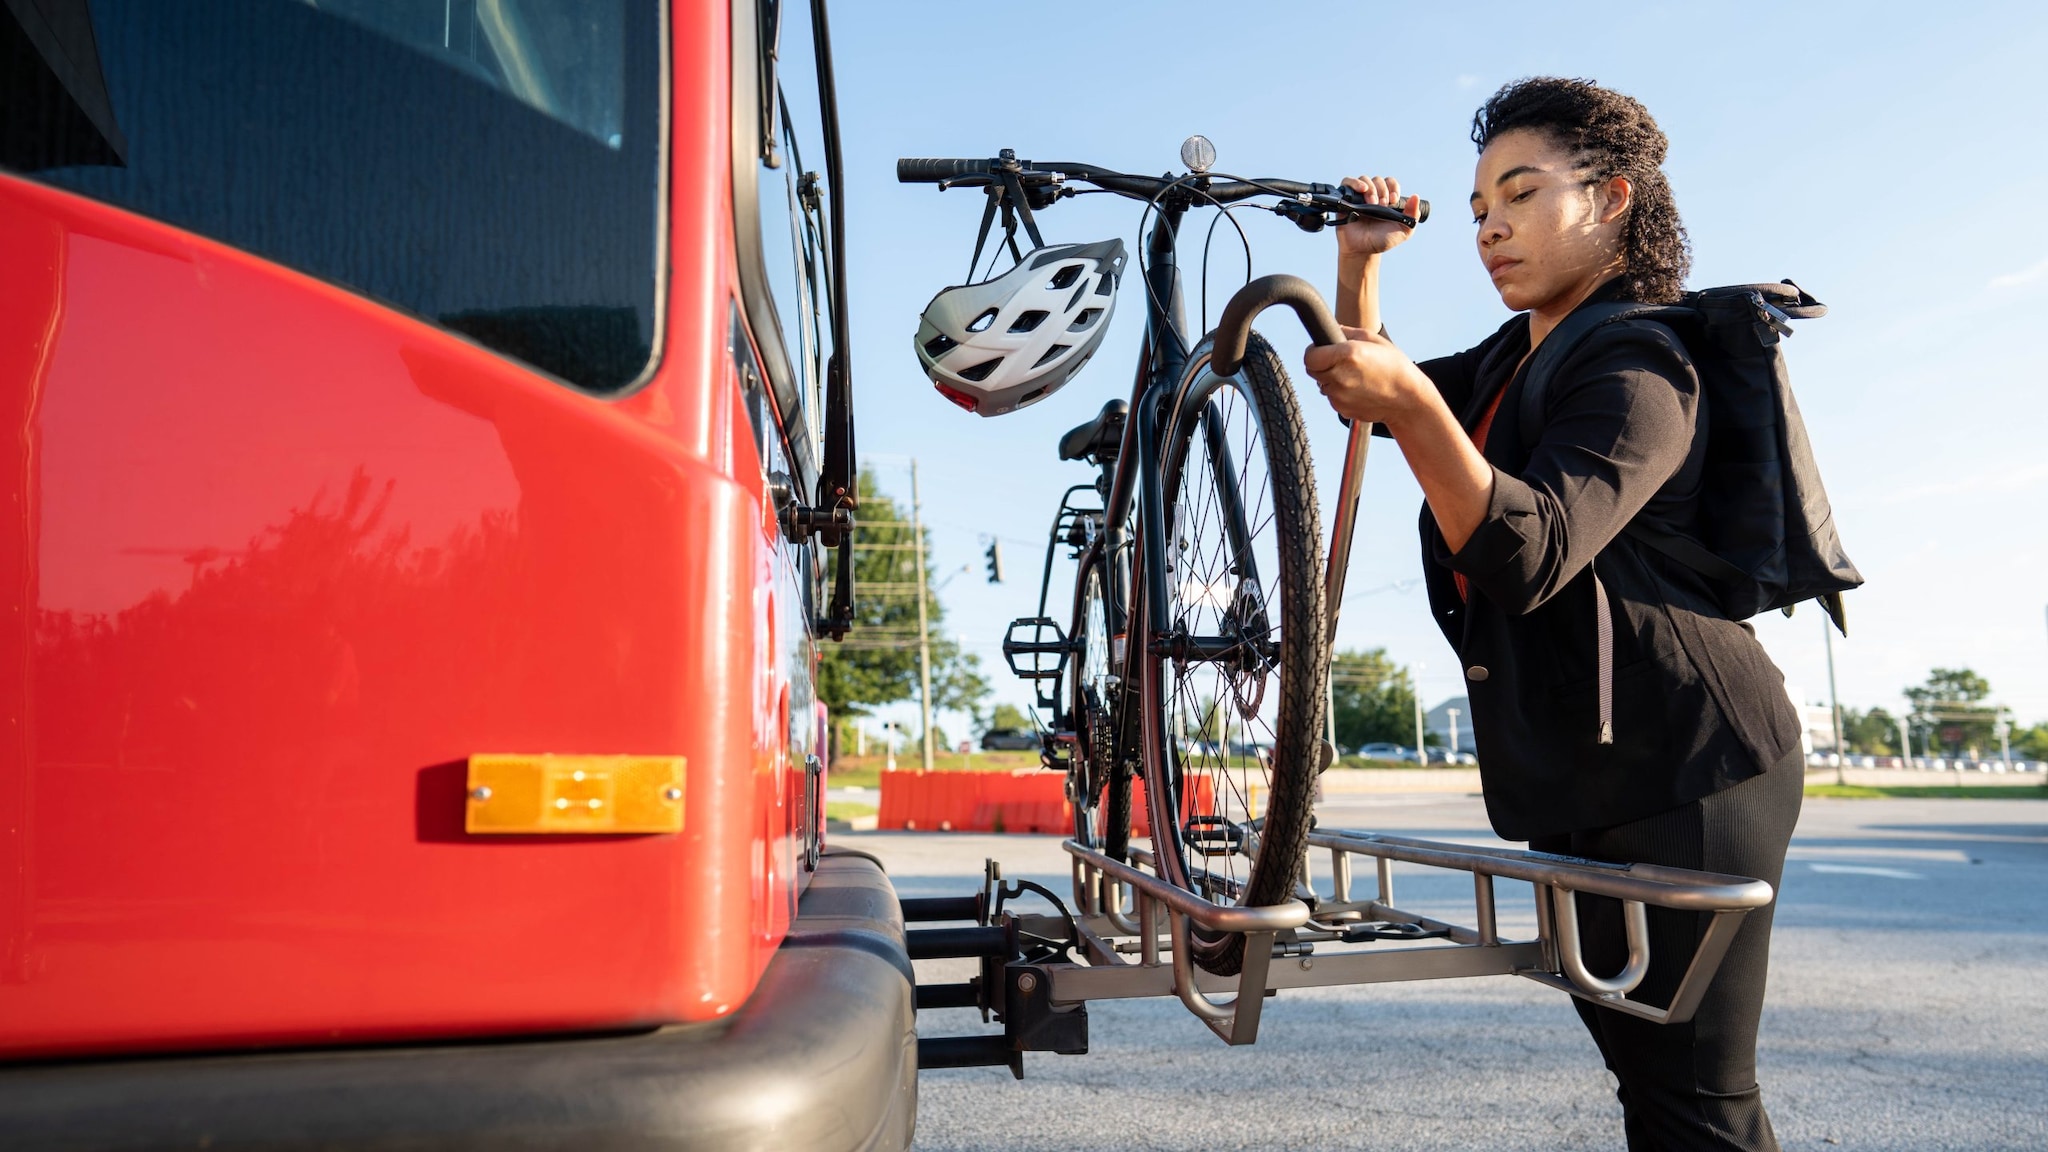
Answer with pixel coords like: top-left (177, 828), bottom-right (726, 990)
top-left (1212, 275), bottom-right (1346, 376)
top-left (896, 157), bottom-right (990, 183)
top-left (1336, 187), bottom-right (1431, 225)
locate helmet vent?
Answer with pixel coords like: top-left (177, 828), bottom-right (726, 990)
top-left (923, 333), bottom-right (958, 357)
top-left (967, 308), bottom-right (999, 333)
top-left (1031, 344), bottom-right (1072, 369)
top-left (1095, 274), bottom-right (1115, 296)
top-left (1068, 309), bottom-right (1102, 331)
top-left (1009, 310), bottom-right (1049, 334)
top-left (1047, 264), bottom-right (1083, 291)
top-left (958, 357), bottom-right (1002, 382)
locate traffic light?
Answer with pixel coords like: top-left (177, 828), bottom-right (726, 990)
top-left (984, 540), bottom-right (1003, 584)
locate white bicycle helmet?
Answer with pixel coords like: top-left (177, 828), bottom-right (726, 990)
top-left (915, 239), bottom-right (1126, 416)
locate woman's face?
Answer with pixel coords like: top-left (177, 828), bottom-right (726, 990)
top-left (1470, 128), bottom-right (1629, 313)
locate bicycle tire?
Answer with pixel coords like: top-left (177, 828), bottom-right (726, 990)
top-left (1067, 540), bottom-right (1132, 860)
top-left (1141, 329), bottom-right (1326, 977)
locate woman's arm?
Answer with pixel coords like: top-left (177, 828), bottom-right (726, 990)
top-left (1336, 251), bottom-right (1381, 334)
top-left (1333, 175), bottom-right (1412, 335)
top-left (1322, 175), bottom-right (1498, 544)
top-left (1305, 333), bottom-right (1496, 552)
top-left (1444, 326), bottom-right (1699, 613)
top-left (1305, 324), bottom-right (1697, 591)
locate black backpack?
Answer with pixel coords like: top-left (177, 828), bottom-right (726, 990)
top-left (1519, 281), bottom-right (1862, 633)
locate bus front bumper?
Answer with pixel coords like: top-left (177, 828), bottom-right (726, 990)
top-left (0, 848), bottom-right (916, 1152)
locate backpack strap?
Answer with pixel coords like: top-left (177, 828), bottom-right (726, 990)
top-left (1621, 518), bottom-right (1750, 583)
top-left (1514, 302), bottom-right (1672, 443)
top-left (1515, 300), bottom-right (1742, 582)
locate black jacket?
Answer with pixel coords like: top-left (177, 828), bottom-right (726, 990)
top-left (1413, 284), bottom-right (1801, 840)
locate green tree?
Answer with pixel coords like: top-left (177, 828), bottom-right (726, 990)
top-left (817, 469), bottom-right (989, 723)
top-left (1903, 668), bottom-right (2001, 757)
top-left (2014, 722), bottom-right (2048, 761)
top-left (1330, 647), bottom-right (1419, 750)
top-left (984, 702), bottom-right (1031, 733)
top-left (1841, 706), bottom-right (1902, 755)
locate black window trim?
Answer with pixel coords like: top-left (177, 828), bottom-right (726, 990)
top-left (729, 0), bottom-right (818, 496)
top-left (623, 0), bottom-right (674, 397)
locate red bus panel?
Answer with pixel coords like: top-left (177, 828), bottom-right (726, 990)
top-left (0, 1), bottom-right (807, 1059)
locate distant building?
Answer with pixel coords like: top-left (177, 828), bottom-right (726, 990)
top-left (1425, 696), bottom-right (1471, 753)
top-left (1784, 684), bottom-right (1838, 753)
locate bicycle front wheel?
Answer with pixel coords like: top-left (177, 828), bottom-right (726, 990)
top-left (1141, 329), bottom-right (1326, 977)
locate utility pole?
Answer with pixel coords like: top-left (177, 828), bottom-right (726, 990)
top-left (1325, 663), bottom-right (1339, 760)
top-left (1824, 615), bottom-right (1845, 786)
top-left (910, 459), bottom-right (935, 773)
top-left (1413, 661), bottom-right (1427, 762)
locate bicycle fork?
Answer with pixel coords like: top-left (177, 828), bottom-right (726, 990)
top-left (1212, 274), bottom-right (1369, 760)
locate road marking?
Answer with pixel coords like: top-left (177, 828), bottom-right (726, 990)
top-left (1809, 863), bottom-right (1924, 880)
top-left (1789, 845), bottom-right (1970, 863)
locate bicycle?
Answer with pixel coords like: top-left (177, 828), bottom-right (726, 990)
top-left (898, 142), bottom-right (1428, 975)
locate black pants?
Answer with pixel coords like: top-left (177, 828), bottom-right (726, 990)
top-left (1530, 753), bottom-right (1803, 1152)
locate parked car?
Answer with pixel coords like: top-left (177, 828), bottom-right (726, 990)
top-left (1356, 742), bottom-right (1420, 763)
top-left (982, 727), bottom-right (1040, 752)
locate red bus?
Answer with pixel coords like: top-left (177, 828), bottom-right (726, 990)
top-left (0, 1), bottom-right (908, 1146)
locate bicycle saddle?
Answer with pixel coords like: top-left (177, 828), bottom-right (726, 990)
top-left (1058, 398), bottom-right (1128, 463)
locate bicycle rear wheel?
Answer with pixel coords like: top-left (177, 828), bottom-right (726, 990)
top-left (1068, 540), bottom-right (1132, 861)
top-left (1141, 329), bottom-right (1326, 976)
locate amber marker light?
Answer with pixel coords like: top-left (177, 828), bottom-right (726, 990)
top-left (465, 754), bottom-right (686, 834)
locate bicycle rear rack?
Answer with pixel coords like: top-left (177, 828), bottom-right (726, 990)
top-left (910, 829), bottom-right (1773, 1072)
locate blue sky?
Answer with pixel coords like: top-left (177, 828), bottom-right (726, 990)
top-left (824, 1), bottom-right (2048, 742)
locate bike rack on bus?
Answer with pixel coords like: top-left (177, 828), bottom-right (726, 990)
top-left (906, 829), bottom-right (1773, 1072)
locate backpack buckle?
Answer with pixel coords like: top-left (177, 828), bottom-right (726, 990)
top-left (1746, 290), bottom-right (1795, 343)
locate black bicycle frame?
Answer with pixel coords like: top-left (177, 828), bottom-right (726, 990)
top-left (1100, 199), bottom-right (1193, 653)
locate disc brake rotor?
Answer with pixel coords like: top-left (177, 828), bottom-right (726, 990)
top-left (1225, 578), bottom-right (1273, 719)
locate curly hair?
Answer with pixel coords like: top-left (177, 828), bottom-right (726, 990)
top-left (1471, 78), bottom-right (1690, 304)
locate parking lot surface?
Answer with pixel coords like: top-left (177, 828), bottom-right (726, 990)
top-left (848, 786), bottom-right (2048, 1151)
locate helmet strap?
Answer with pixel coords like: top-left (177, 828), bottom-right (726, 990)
top-left (998, 168), bottom-right (1048, 251)
top-left (965, 172), bottom-right (1047, 283)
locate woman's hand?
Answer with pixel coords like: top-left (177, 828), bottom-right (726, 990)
top-left (1306, 328), bottom-right (1495, 552)
top-left (1302, 326), bottom-right (1432, 426)
top-left (1335, 175), bottom-right (1418, 260)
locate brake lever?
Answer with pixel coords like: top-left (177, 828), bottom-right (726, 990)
top-left (1272, 195), bottom-right (1423, 233)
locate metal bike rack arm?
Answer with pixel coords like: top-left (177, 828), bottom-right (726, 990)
top-left (1306, 829), bottom-right (1774, 1023)
top-left (1310, 831), bottom-right (1775, 911)
top-left (1063, 840), bottom-right (1307, 1044)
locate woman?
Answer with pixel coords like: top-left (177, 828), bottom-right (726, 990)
top-left (1303, 77), bottom-right (1803, 1152)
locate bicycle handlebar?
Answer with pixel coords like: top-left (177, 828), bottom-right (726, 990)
top-left (895, 157), bottom-right (991, 183)
top-left (896, 155), bottom-right (1429, 224)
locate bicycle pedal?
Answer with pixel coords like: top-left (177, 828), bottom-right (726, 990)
top-left (1184, 815), bottom-right (1245, 858)
top-left (1001, 617), bottom-right (1071, 681)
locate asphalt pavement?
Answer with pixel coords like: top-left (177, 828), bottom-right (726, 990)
top-left (845, 786), bottom-right (2048, 1151)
